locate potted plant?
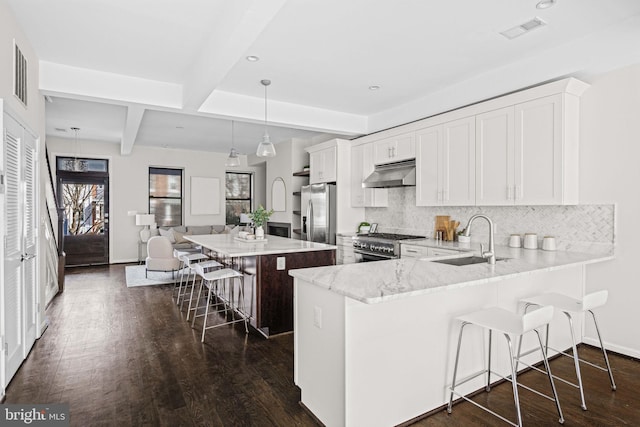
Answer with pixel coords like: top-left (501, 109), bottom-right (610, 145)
top-left (457, 228), bottom-right (471, 244)
top-left (248, 205), bottom-right (274, 239)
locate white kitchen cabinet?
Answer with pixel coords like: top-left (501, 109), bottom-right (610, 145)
top-left (475, 106), bottom-right (514, 205)
top-left (476, 94), bottom-right (572, 205)
top-left (515, 94), bottom-right (567, 204)
top-left (373, 132), bottom-right (415, 165)
top-left (350, 143), bottom-right (388, 207)
top-left (416, 117), bottom-right (475, 206)
top-left (336, 234), bottom-right (356, 264)
top-left (310, 146), bottom-right (337, 184)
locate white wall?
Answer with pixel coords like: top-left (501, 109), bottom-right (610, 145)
top-left (580, 63), bottom-right (640, 357)
top-left (46, 137), bottom-right (265, 263)
top-left (264, 138), bottom-right (312, 231)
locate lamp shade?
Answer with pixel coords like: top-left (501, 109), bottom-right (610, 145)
top-left (135, 214), bottom-right (155, 226)
top-left (239, 213), bottom-right (252, 224)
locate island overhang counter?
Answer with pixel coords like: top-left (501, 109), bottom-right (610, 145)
top-left (185, 234), bottom-right (336, 336)
top-left (289, 245), bottom-right (613, 427)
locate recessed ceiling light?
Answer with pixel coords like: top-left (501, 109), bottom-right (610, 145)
top-left (369, 85), bottom-right (381, 91)
top-left (536, 0), bottom-right (556, 9)
top-left (246, 55), bottom-right (260, 62)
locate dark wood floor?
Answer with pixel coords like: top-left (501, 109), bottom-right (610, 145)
top-left (5, 264), bottom-right (639, 426)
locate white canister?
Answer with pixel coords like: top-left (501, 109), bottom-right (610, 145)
top-left (542, 236), bottom-right (557, 251)
top-left (508, 234), bottom-right (522, 248)
top-left (523, 233), bottom-right (538, 249)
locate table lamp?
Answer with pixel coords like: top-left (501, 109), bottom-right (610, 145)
top-left (136, 214), bottom-right (156, 242)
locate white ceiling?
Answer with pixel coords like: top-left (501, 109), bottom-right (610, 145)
top-left (6, 0), bottom-right (640, 155)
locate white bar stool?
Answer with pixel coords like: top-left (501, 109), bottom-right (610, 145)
top-left (181, 258), bottom-right (223, 317)
top-left (190, 263), bottom-right (248, 342)
top-left (173, 250), bottom-right (210, 305)
top-left (519, 291), bottom-right (616, 411)
top-left (448, 305), bottom-right (564, 427)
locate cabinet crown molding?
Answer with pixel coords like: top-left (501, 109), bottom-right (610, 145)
top-left (353, 77), bottom-right (590, 145)
top-left (306, 138), bottom-right (350, 153)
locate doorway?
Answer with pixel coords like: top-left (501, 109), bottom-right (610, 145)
top-left (56, 158), bottom-right (109, 266)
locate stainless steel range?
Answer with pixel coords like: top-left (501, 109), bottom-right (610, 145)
top-left (353, 232), bottom-right (425, 262)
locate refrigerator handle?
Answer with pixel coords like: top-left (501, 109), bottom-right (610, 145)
top-left (307, 200), bottom-right (314, 241)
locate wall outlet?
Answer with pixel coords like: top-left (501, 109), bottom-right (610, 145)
top-left (313, 306), bottom-right (322, 328)
top-left (277, 257), bottom-right (286, 270)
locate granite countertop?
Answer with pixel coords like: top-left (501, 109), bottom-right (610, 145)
top-left (185, 234), bottom-right (337, 257)
top-left (289, 244), bottom-right (614, 304)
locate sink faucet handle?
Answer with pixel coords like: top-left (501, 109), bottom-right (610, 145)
top-left (480, 243), bottom-right (485, 255)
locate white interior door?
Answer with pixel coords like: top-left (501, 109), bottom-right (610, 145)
top-left (3, 113), bottom-right (25, 385)
top-left (22, 130), bottom-right (38, 347)
top-left (2, 111), bottom-right (38, 390)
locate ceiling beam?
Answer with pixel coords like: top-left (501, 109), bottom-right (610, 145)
top-left (181, 0), bottom-right (288, 111)
top-left (121, 106), bottom-right (145, 155)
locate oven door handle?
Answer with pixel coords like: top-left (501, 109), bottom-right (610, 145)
top-left (353, 249), bottom-right (396, 261)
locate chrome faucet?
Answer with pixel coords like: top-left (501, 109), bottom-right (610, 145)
top-left (463, 214), bottom-right (496, 265)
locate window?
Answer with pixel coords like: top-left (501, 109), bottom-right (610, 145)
top-left (149, 167), bottom-right (182, 227)
top-left (225, 172), bottom-right (252, 225)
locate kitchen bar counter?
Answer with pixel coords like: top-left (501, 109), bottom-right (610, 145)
top-left (290, 246), bottom-right (614, 426)
top-left (289, 243), bottom-right (613, 303)
top-left (186, 234), bottom-right (336, 337)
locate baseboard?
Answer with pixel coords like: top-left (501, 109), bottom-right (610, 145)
top-left (582, 337), bottom-right (640, 359)
top-left (39, 316), bottom-right (50, 337)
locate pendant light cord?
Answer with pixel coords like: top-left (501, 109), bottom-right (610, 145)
top-left (264, 82), bottom-right (268, 134)
top-left (261, 79), bottom-right (271, 136)
top-left (71, 126), bottom-right (79, 160)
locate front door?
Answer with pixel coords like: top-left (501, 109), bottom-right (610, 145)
top-left (57, 163), bottom-right (109, 266)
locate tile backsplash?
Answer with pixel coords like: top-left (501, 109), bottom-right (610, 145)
top-left (365, 187), bottom-right (615, 254)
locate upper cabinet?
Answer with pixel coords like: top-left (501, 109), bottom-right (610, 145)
top-left (349, 77), bottom-right (587, 207)
top-left (306, 139), bottom-right (365, 233)
top-left (373, 132), bottom-right (415, 165)
top-left (351, 143), bottom-right (388, 207)
top-left (475, 106), bottom-right (515, 205)
top-left (309, 146), bottom-right (337, 184)
top-left (416, 117), bottom-right (475, 206)
top-left (476, 94), bottom-right (573, 205)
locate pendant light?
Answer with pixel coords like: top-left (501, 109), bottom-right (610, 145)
top-left (225, 120), bottom-right (240, 167)
top-left (64, 127), bottom-right (84, 171)
top-left (256, 79), bottom-right (276, 157)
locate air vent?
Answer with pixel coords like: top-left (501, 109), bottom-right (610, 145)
top-left (54, 128), bottom-right (68, 133)
top-left (500, 17), bottom-right (546, 40)
top-left (13, 41), bottom-right (28, 106)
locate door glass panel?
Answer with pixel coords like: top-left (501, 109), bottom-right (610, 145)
top-left (57, 157), bottom-right (108, 172)
top-left (62, 183), bottom-right (105, 235)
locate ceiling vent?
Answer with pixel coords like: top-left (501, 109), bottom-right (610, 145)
top-left (13, 41), bottom-right (28, 106)
top-left (500, 17), bottom-right (547, 39)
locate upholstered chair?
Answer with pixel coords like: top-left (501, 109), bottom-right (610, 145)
top-left (145, 236), bottom-right (180, 278)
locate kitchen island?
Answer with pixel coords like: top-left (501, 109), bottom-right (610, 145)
top-left (289, 244), bottom-right (613, 426)
top-left (186, 234), bottom-right (336, 337)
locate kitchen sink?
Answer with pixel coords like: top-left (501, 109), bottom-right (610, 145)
top-left (432, 256), bottom-right (507, 266)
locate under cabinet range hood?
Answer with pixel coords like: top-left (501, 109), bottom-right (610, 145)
top-left (363, 159), bottom-right (416, 188)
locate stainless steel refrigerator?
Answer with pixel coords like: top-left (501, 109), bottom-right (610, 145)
top-left (301, 183), bottom-right (336, 244)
